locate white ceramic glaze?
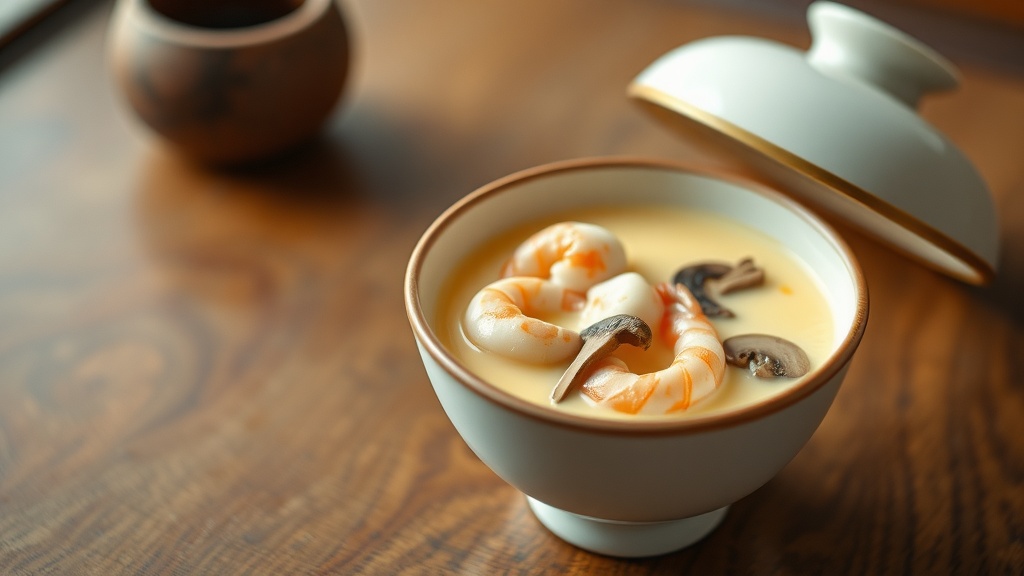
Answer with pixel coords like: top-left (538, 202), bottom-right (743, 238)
top-left (527, 498), bottom-right (729, 558)
top-left (405, 158), bottom-right (868, 557)
top-left (628, 1), bottom-right (998, 285)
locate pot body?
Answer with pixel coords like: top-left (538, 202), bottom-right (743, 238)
top-left (108, 0), bottom-right (348, 164)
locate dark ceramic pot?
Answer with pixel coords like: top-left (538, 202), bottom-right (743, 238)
top-left (108, 0), bottom-right (349, 164)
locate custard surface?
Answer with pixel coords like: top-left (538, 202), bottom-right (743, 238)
top-left (437, 206), bottom-right (835, 420)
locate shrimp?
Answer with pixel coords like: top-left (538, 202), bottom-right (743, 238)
top-left (581, 282), bottom-right (726, 415)
top-left (579, 272), bottom-right (664, 333)
top-left (464, 277), bottom-right (586, 364)
top-left (501, 222), bottom-right (628, 293)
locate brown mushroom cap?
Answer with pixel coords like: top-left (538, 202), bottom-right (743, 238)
top-left (672, 262), bottom-right (732, 317)
top-left (672, 258), bottom-right (764, 317)
top-left (579, 314), bottom-right (653, 348)
top-left (722, 333), bottom-right (810, 378)
top-left (550, 314), bottom-right (652, 403)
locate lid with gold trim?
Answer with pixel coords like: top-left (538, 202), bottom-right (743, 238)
top-left (628, 1), bottom-right (998, 285)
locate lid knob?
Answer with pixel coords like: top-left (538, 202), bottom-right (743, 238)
top-left (806, 1), bottom-right (959, 108)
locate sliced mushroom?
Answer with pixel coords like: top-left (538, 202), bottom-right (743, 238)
top-left (671, 262), bottom-right (731, 316)
top-left (708, 258), bottom-right (765, 296)
top-left (722, 334), bottom-right (810, 378)
top-left (672, 258), bottom-right (764, 317)
top-left (550, 314), bottom-right (652, 403)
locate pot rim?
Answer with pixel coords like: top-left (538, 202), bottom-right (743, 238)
top-left (127, 0), bottom-right (333, 48)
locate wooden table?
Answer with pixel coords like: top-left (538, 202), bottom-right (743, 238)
top-left (1, 1), bottom-right (1022, 573)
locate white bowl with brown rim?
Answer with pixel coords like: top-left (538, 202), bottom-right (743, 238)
top-left (404, 157), bottom-right (868, 557)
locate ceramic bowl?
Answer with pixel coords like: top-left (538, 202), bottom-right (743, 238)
top-left (405, 157), bottom-right (868, 557)
top-left (107, 0), bottom-right (349, 165)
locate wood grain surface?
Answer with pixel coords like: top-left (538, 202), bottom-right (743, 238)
top-left (1, 0), bottom-right (1022, 574)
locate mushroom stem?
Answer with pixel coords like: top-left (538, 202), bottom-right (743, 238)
top-left (550, 314), bottom-right (652, 403)
top-left (708, 257), bottom-right (765, 296)
top-left (673, 258), bottom-right (765, 317)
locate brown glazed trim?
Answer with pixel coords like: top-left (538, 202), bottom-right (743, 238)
top-left (404, 157), bottom-right (869, 436)
top-left (628, 83), bottom-right (994, 286)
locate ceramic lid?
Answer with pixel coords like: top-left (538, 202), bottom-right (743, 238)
top-left (628, 1), bottom-right (998, 285)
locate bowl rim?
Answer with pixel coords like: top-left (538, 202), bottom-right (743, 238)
top-left (405, 156), bottom-right (869, 436)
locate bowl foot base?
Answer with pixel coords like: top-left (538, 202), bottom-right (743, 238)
top-left (526, 496), bottom-right (728, 558)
